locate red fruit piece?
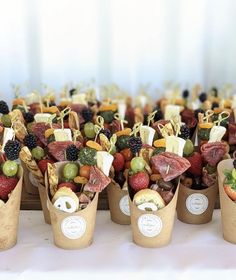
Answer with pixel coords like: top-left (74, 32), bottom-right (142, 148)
top-left (224, 184), bottom-right (236, 201)
top-left (128, 171), bottom-right (149, 192)
top-left (38, 159), bottom-right (55, 174)
top-left (58, 182), bottom-right (77, 192)
top-left (186, 152), bottom-right (203, 176)
top-left (0, 175), bottom-right (19, 200)
top-left (112, 153), bottom-right (125, 172)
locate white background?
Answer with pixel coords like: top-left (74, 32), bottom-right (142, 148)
top-left (0, 0), bottom-right (236, 101)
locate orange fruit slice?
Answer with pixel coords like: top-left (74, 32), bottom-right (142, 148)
top-left (99, 104), bottom-right (117, 112)
top-left (115, 128), bottom-right (132, 137)
top-left (198, 123), bottom-right (213, 129)
top-left (86, 140), bottom-right (102, 151)
top-left (45, 128), bottom-right (54, 138)
top-left (12, 98), bottom-right (24, 106)
top-left (153, 138), bottom-right (166, 148)
top-left (74, 176), bottom-right (88, 184)
top-left (43, 106), bottom-right (59, 114)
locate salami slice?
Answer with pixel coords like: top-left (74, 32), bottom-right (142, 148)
top-left (32, 123), bottom-right (61, 146)
top-left (47, 141), bottom-right (81, 161)
top-left (201, 142), bottom-right (226, 166)
top-left (151, 152), bottom-right (191, 181)
top-left (228, 123), bottom-right (236, 145)
top-left (84, 166), bottom-right (111, 192)
top-left (202, 168), bottom-right (217, 187)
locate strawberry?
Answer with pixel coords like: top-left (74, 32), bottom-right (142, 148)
top-left (58, 182), bottom-right (77, 192)
top-left (112, 153), bottom-right (125, 172)
top-left (38, 159), bottom-right (55, 174)
top-left (186, 152), bottom-right (202, 176)
top-left (0, 175), bottom-right (18, 200)
top-left (129, 171), bottom-right (149, 192)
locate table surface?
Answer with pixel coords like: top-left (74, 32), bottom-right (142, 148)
top-left (0, 210), bottom-right (236, 280)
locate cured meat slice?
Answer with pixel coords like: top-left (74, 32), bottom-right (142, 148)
top-left (110, 119), bottom-right (122, 134)
top-left (201, 142), bottom-right (226, 166)
top-left (151, 152), bottom-right (191, 181)
top-left (228, 123), bottom-right (236, 145)
top-left (47, 141), bottom-right (81, 161)
top-left (84, 166), bottom-right (111, 192)
top-left (202, 168), bottom-right (217, 187)
top-left (32, 122), bottom-right (61, 146)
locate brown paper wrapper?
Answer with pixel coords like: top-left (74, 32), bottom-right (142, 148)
top-left (107, 182), bottom-right (130, 225)
top-left (129, 185), bottom-right (179, 248)
top-left (176, 183), bottom-right (217, 224)
top-left (0, 167), bottom-right (23, 250)
top-left (217, 159), bottom-right (236, 244)
top-left (38, 183), bottom-right (51, 224)
top-left (22, 161), bottom-right (39, 195)
top-left (46, 162), bottom-right (98, 249)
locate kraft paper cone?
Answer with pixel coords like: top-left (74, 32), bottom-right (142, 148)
top-left (129, 185), bottom-right (179, 248)
top-left (38, 183), bottom-right (51, 224)
top-left (217, 159), bottom-right (236, 244)
top-left (176, 183), bottom-right (217, 224)
top-left (46, 162), bottom-right (98, 249)
top-left (22, 161), bottom-right (39, 195)
top-left (107, 182), bottom-right (130, 225)
top-left (0, 167), bottom-right (23, 250)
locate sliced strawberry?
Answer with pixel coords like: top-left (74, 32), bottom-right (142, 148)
top-left (186, 152), bottom-right (203, 176)
top-left (112, 153), bottom-right (125, 172)
top-left (0, 175), bottom-right (18, 200)
top-left (38, 159), bottom-right (55, 174)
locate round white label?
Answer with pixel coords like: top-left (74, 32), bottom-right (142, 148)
top-left (29, 172), bottom-right (39, 187)
top-left (186, 193), bottom-right (209, 215)
top-left (61, 216), bottom-right (87, 239)
top-left (119, 195), bottom-right (130, 216)
top-left (138, 214), bottom-right (162, 237)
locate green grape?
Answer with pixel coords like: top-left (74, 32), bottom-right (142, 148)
top-left (32, 146), bottom-right (45, 160)
top-left (1, 114), bottom-right (12, 127)
top-left (183, 139), bottom-right (194, 156)
top-left (2, 160), bottom-right (18, 177)
top-left (130, 157), bottom-right (146, 172)
top-left (84, 122), bottom-right (96, 139)
top-left (63, 163), bottom-right (79, 180)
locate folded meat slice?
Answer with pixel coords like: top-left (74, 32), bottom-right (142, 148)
top-left (228, 123), bottom-right (236, 145)
top-left (201, 142), bottom-right (227, 166)
top-left (84, 166), bottom-right (111, 192)
top-left (151, 152), bottom-right (191, 181)
top-left (32, 122), bottom-right (61, 146)
top-left (48, 141), bottom-right (81, 161)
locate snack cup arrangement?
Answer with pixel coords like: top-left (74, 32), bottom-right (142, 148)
top-left (0, 116), bottom-right (23, 250)
top-left (217, 159), bottom-right (236, 244)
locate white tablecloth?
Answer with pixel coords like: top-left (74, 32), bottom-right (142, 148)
top-left (0, 210), bottom-right (236, 280)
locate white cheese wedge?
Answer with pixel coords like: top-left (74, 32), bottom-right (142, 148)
top-left (165, 135), bottom-right (186, 157)
top-left (1, 128), bottom-right (15, 151)
top-left (96, 151), bottom-right (114, 176)
top-left (191, 100), bottom-right (200, 110)
top-left (72, 93), bottom-right (88, 105)
top-left (54, 129), bottom-right (72, 142)
top-left (140, 125), bottom-right (156, 146)
top-left (164, 104), bottom-right (180, 120)
top-left (34, 113), bottom-right (52, 123)
top-left (118, 102), bottom-right (127, 120)
top-left (208, 126), bottom-right (226, 143)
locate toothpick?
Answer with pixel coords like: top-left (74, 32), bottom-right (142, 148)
top-left (94, 116), bottom-right (105, 142)
top-left (147, 110), bottom-right (157, 126)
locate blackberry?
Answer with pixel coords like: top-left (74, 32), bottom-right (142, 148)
top-left (23, 134), bottom-right (37, 150)
top-left (100, 128), bottom-right (111, 139)
top-left (82, 108), bottom-right (93, 122)
top-left (182, 89), bottom-right (189, 98)
top-left (66, 145), bottom-right (79, 161)
top-left (153, 109), bottom-right (163, 122)
top-left (194, 108), bottom-right (204, 119)
top-left (23, 112), bottom-right (34, 123)
top-left (128, 136), bottom-right (142, 154)
top-left (199, 92), bottom-right (207, 103)
top-left (4, 140), bottom-right (21, 160)
top-left (179, 125), bottom-right (190, 140)
top-left (233, 159), bottom-right (236, 169)
top-left (0, 100), bottom-right (9, 114)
